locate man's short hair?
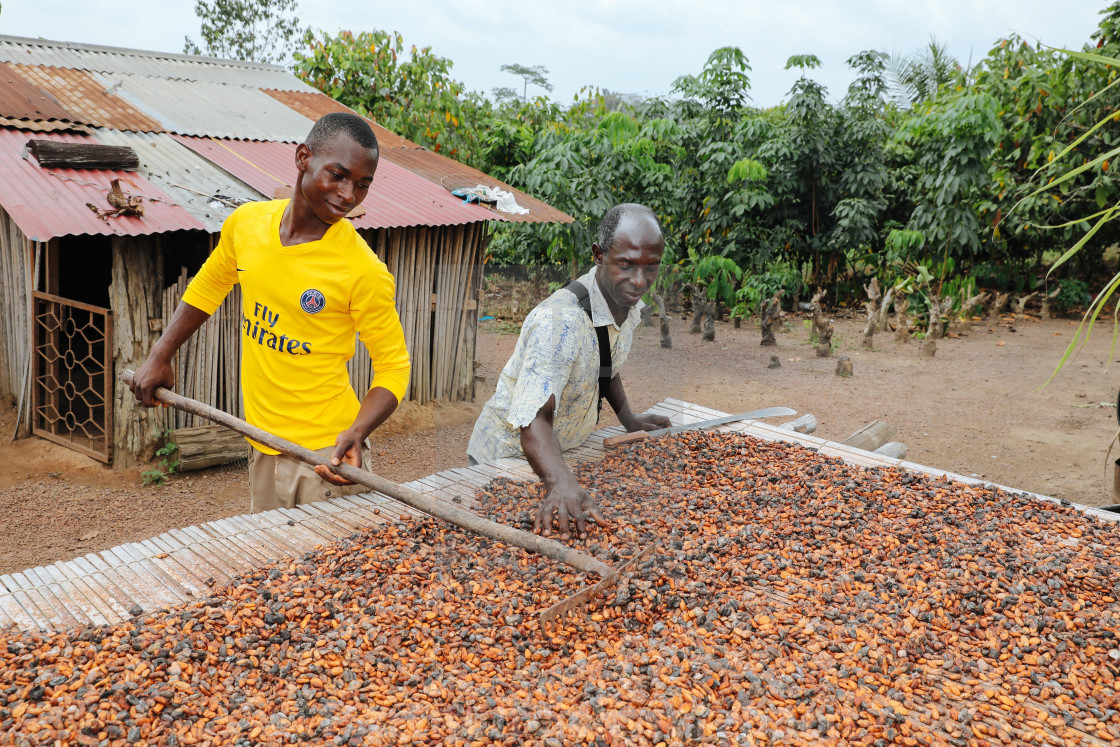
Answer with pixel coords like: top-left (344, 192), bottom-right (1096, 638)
top-left (305, 112), bottom-right (379, 155)
top-left (597, 204), bottom-right (661, 253)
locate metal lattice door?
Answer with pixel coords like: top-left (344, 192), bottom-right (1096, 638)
top-left (31, 292), bottom-right (113, 462)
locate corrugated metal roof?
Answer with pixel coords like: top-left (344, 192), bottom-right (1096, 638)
top-left (0, 116), bottom-right (88, 133)
top-left (381, 147), bottom-right (574, 224)
top-left (172, 135), bottom-right (496, 230)
top-left (0, 127), bottom-right (205, 241)
top-left (93, 129), bottom-right (266, 233)
top-left (96, 72), bottom-right (314, 141)
top-left (0, 61), bottom-right (74, 122)
top-left (259, 89), bottom-right (414, 150)
top-left (259, 89), bottom-right (573, 224)
top-left (0, 35), bottom-right (315, 92)
top-left (12, 64), bottom-right (163, 132)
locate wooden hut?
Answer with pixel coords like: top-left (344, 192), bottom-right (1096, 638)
top-left (0, 35), bottom-right (572, 468)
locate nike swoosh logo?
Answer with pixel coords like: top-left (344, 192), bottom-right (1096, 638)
top-left (236, 268), bottom-right (246, 272)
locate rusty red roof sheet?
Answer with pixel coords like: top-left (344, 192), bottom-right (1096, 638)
top-left (11, 64), bottom-right (162, 133)
top-left (259, 88), bottom-right (572, 224)
top-left (0, 61), bottom-right (74, 122)
top-left (0, 128), bottom-right (205, 241)
top-left (380, 147), bottom-right (573, 224)
top-left (171, 135), bottom-right (496, 230)
top-left (258, 89), bottom-right (413, 151)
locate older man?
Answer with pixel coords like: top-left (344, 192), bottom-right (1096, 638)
top-left (468, 203), bottom-right (670, 539)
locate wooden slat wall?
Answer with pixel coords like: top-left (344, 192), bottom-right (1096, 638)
top-left (0, 207), bottom-right (41, 437)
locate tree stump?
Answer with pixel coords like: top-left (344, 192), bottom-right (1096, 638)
top-left (956, 291), bottom-right (990, 332)
top-left (1040, 285), bottom-right (1061, 320)
top-left (862, 277), bottom-right (881, 350)
top-left (1014, 291), bottom-right (1038, 323)
top-left (835, 356), bottom-right (853, 377)
top-left (926, 293), bottom-right (952, 341)
top-left (689, 286), bottom-right (703, 334)
top-left (894, 296), bottom-right (910, 343)
top-left (816, 319), bottom-right (833, 357)
top-left (651, 291), bottom-right (672, 348)
top-left (919, 338), bottom-right (936, 358)
top-left (878, 283), bottom-right (895, 333)
top-left (988, 292), bottom-right (1009, 323)
top-left (690, 307), bottom-right (702, 333)
top-left (809, 288), bottom-right (828, 341)
top-left (760, 292), bottom-right (781, 347)
top-left (732, 316), bottom-right (741, 329)
top-left (767, 355), bottom-right (781, 369)
top-left (701, 309), bottom-right (715, 342)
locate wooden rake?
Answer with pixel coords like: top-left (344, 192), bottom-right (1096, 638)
top-left (121, 370), bottom-right (653, 625)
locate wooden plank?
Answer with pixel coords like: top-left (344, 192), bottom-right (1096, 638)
top-left (72, 555), bottom-right (140, 617)
top-left (119, 542), bottom-right (200, 602)
top-left (177, 525), bottom-right (256, 580)
top-left (203, 519), bottom-right (276, 566)
top-left (104, 545), bottom-right (191, 606)
top-left (225, 515), bottom-right (304, 559)
top-left (191, 521), bottom-right (271, 567)
top-left (331, 496), bottom-right (391, 527)
top-left (97, 546), bottom-right (182, 609)
top-left (274, 507), bottom-right (345, 543)
top-left (0, 583), bottom-right (43, 632)
top-left (167, 527), bottom-right (243, 579)
top-left (46, 563), bottom-right (117, 627)
top-left (150, 533), bottom-right (230, 587)
top-left (841, 419), bottom-right (897, 452)
top-left (220, 516), bottom-right (302, 562)
top-left (36, 564), bottom-right (107, 628)
top-left (297, 502), bottom-right (368, 534)
top-left (136, 539), bottom-right (206, 597)
top-left (17, 568), bottom-right (87, 630)
top-left (55, 560), bottom-right (129, 622)
top-left (6, 571), bottom-right (68, 630)
top-left (0, 596), bottom-right (22, 630)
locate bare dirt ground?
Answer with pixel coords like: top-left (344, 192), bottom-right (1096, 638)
top-left (2, 304), bottom-right (1118, 576)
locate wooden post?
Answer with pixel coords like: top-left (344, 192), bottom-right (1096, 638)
top-left (779, 414), bottom-right (818, 434)
top-left (110, 235), bottom-right (165, 468)
top-left (841, 420), bottom-right (896, 452)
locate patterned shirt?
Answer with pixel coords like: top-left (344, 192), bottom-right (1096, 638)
top-left (467, 267), bottom-right (645, 464)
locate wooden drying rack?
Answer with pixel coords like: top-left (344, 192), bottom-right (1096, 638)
top-left (1, 398), bottom-right (1115, 634)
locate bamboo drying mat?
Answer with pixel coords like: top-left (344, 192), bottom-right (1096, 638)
top-left (2, 398), bottom-right (1115, 634)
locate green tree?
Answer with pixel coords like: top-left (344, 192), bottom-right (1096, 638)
top-left (888, 39), bottom-right (960, 107)
top-left (183, 0), bottom-right (305, 64)
top-left (293, 29), bottom-right (493, 166)
top-left (499, 64), bottom-right (554, 104)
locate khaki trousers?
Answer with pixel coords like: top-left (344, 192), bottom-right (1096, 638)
top-left (249, 445), bottom-right (371, 513)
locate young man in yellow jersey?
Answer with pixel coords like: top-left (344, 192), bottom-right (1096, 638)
top-left (130, 113), bottom-right (410, 512)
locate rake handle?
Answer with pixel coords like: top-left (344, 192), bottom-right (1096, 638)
top-left (122, 370), bottom-right (616, 581)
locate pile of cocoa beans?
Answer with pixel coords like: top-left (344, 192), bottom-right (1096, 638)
top-left (2, 430), bottom-right (1119, 746)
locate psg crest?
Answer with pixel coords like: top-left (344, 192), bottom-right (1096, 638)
top-left (300, 289), bottom-right (325, 314)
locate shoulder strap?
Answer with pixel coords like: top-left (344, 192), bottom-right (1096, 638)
top-left (563, 280), bottom-right (612, 421)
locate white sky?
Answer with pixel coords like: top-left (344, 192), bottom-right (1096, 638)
top-left (0, 1), bottom-right (1108, 107)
